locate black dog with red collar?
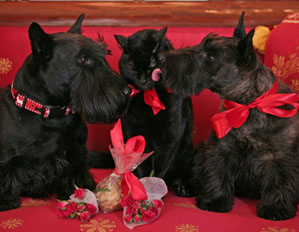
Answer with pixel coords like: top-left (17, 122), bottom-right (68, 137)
top-left (0, 14), bottom-right (130, 212)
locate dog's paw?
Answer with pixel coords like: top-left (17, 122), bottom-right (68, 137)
top-left (195, 196), bottom-right (233, 213)
top-left (0, 198), bottom-right (20, 212)
top-left (175, 184), bottom-right (195, 197)
top-left (84, 179), bottom-right (97, 191)
top-left (257, 202), bottom-right (297, 221)
top-left (75, 173), bottom-right (97, 191)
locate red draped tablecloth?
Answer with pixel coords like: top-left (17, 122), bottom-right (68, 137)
top-left (1, 169), bottom-right (298, 232)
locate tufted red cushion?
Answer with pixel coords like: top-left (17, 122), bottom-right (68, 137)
top-left (264, 12), bottom-right (299, 94)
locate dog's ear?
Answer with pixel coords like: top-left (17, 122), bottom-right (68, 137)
top-left (68, 14), bottom-right (84, 34)
top-left (233, 12), bottom-right (246, 40)
top-left (152, 27), bottom-right (168, 53)
top-left (114, 34), bottom-right (128, 49)
top-left (29, 22), bottom-right (54, 62)
top-left (237, 29), bottom-right (256, 68)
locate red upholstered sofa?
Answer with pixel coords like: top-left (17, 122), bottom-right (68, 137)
top-left (0, 13), bottom-right (299, 232)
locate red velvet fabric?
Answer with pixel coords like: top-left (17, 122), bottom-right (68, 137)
top-left (1, 169), bottom-right (299, 232)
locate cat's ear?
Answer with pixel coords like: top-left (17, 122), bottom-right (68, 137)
top-left (152, 27), bottom-right (168, 53)
top-left (114, 34), bottom-right (128, 49)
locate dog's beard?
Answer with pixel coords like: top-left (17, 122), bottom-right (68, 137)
top-left (80, 93), bottom-right (129, 124)
top-left (71, 80), bottom-right (129, 124)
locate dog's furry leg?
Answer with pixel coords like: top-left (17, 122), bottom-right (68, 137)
top-left (0, 194), bottom-right (21, 212)
top-left (55, 161), bottom-right (96, 200)
top-left (68, 154), bottom-right (96, 196)
top-left (256, 154), bottom-right (299, 220)
top-left (192, 139), bottom-right (237, 212)
top-left (0, 167), bottom-right (21, 211)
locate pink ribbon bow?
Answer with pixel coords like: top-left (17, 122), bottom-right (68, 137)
top-left (210, 82), bottom-right (299, 138)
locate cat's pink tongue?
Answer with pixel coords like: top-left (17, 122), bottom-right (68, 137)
top-left (152, 68), bottom-right (162, 81)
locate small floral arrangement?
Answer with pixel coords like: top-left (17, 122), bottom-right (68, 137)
top-left (57, 186), bottom-right (99, 222)
top-left (121, 177), bottom-right (168, 230)
top-left (121, 194), bottom-right (163, 225)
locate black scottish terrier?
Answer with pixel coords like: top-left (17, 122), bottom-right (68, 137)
top-left (114, 28), bottom-right (194, 195)
top-left (158, 13), bottom-right (299, 220)
top-left (0, 14), bottom-right (131, 211)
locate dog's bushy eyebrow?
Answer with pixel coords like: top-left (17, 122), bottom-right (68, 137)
top-left (200, 33), bottom-right (226, 49)
top-left (96, 33), bottom-right (111, 55)
top-left (53, 33), bottom-right (110, 56)
top-left (201, 33), bottom-right (218, 42)
top-left (97, 33), bottom-right (104, 42)
top-left (201, 34), bottom-right (236, 50)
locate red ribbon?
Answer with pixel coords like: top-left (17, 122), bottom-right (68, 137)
top-left (210, 82), bottom-right (299, 138)
top-left (129, 85), bottom-right (166, 115)
top-left (110, 119), bottom-right (149, 200)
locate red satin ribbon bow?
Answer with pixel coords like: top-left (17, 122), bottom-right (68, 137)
top-left (129, 85), bottom-right (166, 115)
top-left (110, 119), bottom-right (151, 200)
top-left (210, 82), bottom-right (299, 138)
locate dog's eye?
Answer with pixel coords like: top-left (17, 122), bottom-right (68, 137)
top-left (79, 56), bottom-right (90, 65)
top-left (206, 54), bottom-right (215, 62)
top-left (128, 60), bottom-right (135, 69)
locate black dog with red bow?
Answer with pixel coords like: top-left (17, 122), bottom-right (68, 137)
top-left (158, 13), bottom-right (299, 220)
top-left (0, 14), bottom-right (131, 211)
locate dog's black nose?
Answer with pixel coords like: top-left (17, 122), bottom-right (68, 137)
top-left (121, 86), bottom-right (132, 96)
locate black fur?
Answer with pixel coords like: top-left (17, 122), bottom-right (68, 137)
top-left (115, 28), bottom-right (195, 196)
top-left (159, 12), bottom-right (299, 220)
top-left (0, 14), bottom-right (131, 211)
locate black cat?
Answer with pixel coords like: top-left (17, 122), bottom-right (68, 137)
top-left (114, 28), bottom-right (195, 195)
